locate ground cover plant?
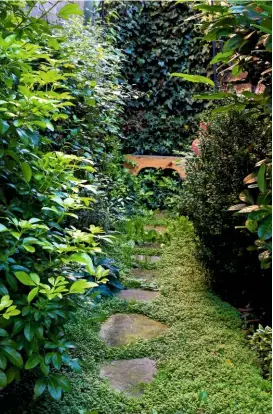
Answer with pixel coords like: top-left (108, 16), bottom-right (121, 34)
top-left (2, 216), bottom-right (271, 414)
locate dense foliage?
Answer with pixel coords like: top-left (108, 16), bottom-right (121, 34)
top-left (106, 1), bottom-right (211, 155)
top-left (131, 168), bottom-right (183, 211)
top-left (174, 1), bottom-right (272, 267)
top-left (0, 1), bottom-right (125, 399)
top-left (3, 216), bottom-right (270, 413)
top-left (180, 111), bottom-right (272, 321)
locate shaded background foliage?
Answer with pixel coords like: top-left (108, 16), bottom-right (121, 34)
top-left (106, 0), bottom-right (211, 155)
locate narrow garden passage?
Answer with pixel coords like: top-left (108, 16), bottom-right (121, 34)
top-left (16, 216), bottom-right (270, 414)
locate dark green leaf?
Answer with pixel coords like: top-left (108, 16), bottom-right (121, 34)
top-left (24, 322), bottom-right (34, 342)
top-left (52, 353), bottom-right (62, 370)
top-left (0, 354), bottom-right (7, 370)
top-left (25, 354), bottom-right (41, 370)
top-left (1, 346), bottom-right (23, 368)
top-left (257, 163), bottom-right (267, 192)
top-left (0, 120), bottom-right (9, 135)
top-left (258, 216), bottom-right (272, 240)
top-left (34, 378), bottom-right (47, 398)
top-left (47, 376), bottom-right (62, 400)
top-left (0, 369), bottom-right (7, 387)
top-left (6, 366), bottom-right (18, 384)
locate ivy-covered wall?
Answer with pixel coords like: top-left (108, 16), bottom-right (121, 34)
top-left (107, 1), bottom-right (211, 155)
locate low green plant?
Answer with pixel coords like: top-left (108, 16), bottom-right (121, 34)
top-left (249, 325), bottom-right (272, 379)
top-left (5, 216), bottom-right (271, 413)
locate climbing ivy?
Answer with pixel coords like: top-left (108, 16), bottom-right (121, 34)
top-left (106, 1), bottom-right (211, 155)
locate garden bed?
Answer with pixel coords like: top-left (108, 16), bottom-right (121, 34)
top-left (3, 217), bottom-right (270, 414)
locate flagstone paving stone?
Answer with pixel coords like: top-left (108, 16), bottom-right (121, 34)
top-left (132, 254), bottom-right (161, 263)
top-left (116, 288), bottom-right (160, 302)
top-left (99, 313), bottom-right (167, 347)
top-left (144, 225), bottom-right (167, 234)
top-left (100, 358), bottom-right (157, 397)
top-left (131, 269), bottom-right (157, 282)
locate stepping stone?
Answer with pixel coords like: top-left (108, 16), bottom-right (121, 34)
top-left (132, 255), bottom-right (161, 263)
top-left (100, 358), bottom-right (157, 397)
top-left (131, 269), bottom-right (156, 282)
top-left (99, 313), bottom-right (167, 347)
top-left (116, 289), bottom-right (160, 302)
top-left (144, 225), bottom-right (167, 234)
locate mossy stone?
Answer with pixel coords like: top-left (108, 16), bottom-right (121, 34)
top-left (99, 313), bottom-right (167, 347)
top-left (100, 358), bottom-right (157, 397)
top-left (116, 289), bottom-right (160, 302)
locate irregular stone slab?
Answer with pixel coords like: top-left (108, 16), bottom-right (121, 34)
top-left (144, 225), bottom-right (167, 234)
top-left (99, 313), bottom-right (168, 347)
top-left (116, 289), bottom-right (160, 302)
top-left (100, 358), bottom-right (157, 397)
top-left (132, 255), bottom-right (161, 263)
top-left (131, 269), bottom-right (157, 282)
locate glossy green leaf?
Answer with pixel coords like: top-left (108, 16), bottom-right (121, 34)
top-left (24, 322), bottom-right (34, 342)
top-left (58, 3), bottom-right (83, 19)
top-left (210, 50), bottom-right (233, 64)
top-left (0, 224), bottom-right (8, 232)
top-left (1, 346), bottom-right (23, 368)
top-left (14, 272), bottom-right (36, 286)
top-left (25, 354), bottom-right (41, 369)
top-left (54, 374), bottom-right (71, 392)
top-left (6, 366), bottom-right (18, 384)
top-left (257, 163), bottom-right (267, 192)
top-left (0, 329), bottom-right (8, 337)
top-left (0, 354), bottom-right (7, 370)
top-left (52, 353), bottom-right (62, 370)
top-left (245, 219), bottom-right (258, 233)
top-left (0, 369), bottom-right (7, 387)
top-left (34, 378), bottom-right (47, 398)
top-left (21, 162), bottom-right (32, 182)
top-left (69, 279), bottom-right (97, 294)
top-left (0, 120), bottom-right (9, 135)
top-left (258, 216), bottom-right (272, 240)
top-left (27, 287), bottom-right (39, 303)
top-left (47, 376), bottom-right (62, 400)
top-left (171, 73), bottom-right (215, 87)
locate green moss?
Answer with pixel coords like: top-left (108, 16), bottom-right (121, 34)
top-left (4, 216), bottom-right (271, 414)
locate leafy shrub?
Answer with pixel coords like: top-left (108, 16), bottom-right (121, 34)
top-left (249, 325), bottom-right (272, 379)
top-left (180, 111), bottom-right (272, 320)
top-left (0, 2), bottom-right (125, 400)
top-left (48, 17), bottom-right (135, 226)
top-left (230, 157), bottom-right (272, 269)
top-left (133, 168), bottom-right (183, 211)
top-left (106, 1), bottom-right (211, 155)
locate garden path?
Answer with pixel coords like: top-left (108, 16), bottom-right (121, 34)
top-left (99, 224), bottom-right (166, 397)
